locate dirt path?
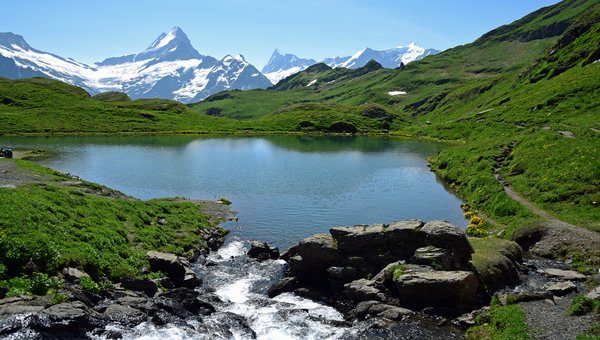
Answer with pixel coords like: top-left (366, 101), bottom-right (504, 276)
top-left (492, 144), bottom-right (600, 339)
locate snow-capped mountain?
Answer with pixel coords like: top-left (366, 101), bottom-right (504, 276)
top-left (262, 49), bottom-right (316, 85)
top-left (323, 43), bottom-right (439, 69)
top-left (260, 43), bottom-right (439, 85)
top-left (0, 27), bottom-right (271, 103)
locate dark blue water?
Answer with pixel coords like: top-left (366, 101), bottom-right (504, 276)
top-left (1, 135), bottom-right (465, 248)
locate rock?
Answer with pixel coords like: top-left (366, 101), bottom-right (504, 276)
top-left (454, 306), bottom-right (490, 327)
top-left (247, 241), bottom-right (279, 261)
top-left (159, 287), bottom-right (214, 315)
top-left (421, 221), bottom-right (474, 270)
top-left (147, 251), bottom-right (186, 282)
top-left (394, 270), bottom-right (479, 315)
top-left (344, 279), bottom-right (388, 303)
top-left (327, 266), bottom-right (360, 281)
top-left (0, 296), bottom-right (48, 317)
top-left (152, 297), bottom-right (191, 319)
top-left (120, 277), bottom-right (158, 297)
top-left (586, 286), bottom-right (600, 300)
top-left (330, 221), bottom-right (424, 264)
top-left (282, 233), bottom-right (343, 282)
top-left (39, 301), bottom-right (101, 332)
top-left (62, 267), bottom-right (91, 283)
top-left (151, 310), bottom-right (181, 326)
top-left (410, 246), bottom-right (453, 270)
top-left (499, 291), bottom-right (553, 305)
top-left (353, 300), bottom-right (412, 321)
top-left (558, 130), bottom-right (575, 138)
top-left (268, 277), bottom-right (301, 298)
top-left (102, 304), bottom-right (146, 327)
top-left (546, 281), bottom-right (577, 296)
top-left (542, 268), bottom-right (586, 281)
top-left (180, 267), bottom-right (202, 288)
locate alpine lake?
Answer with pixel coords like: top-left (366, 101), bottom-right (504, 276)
top-left (1, 135), bottom-right (466, 248)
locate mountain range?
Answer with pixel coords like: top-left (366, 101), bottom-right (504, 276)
top-left (0, 27), bottom-right (438, 102)
top-left (0, 27), bottom-right (271, 103)
top-left (262, 44), bottom-right (439, 84)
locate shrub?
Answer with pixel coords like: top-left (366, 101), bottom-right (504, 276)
top-left (30, 272), bottom-right (62, 295)
top-left (569, 295), bottom-right (600, 316)
top-left (79, 277), bottom-right (101, 294)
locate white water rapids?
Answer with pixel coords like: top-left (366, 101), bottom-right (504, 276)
top-left (109, 239), bottom-right (358, 339)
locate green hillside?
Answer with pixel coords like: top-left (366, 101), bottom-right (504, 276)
top-left (0, 0), bottom-right (598, 233)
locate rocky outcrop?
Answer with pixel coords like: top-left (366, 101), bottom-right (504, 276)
top-left (247, 241), bottom-right (280, 261)
top-left (273, 220), bottom-right (486, 317)
top-left (146, 250), bottom-right (202, 288)
top-left (0, 285), bottom-right (218, 338)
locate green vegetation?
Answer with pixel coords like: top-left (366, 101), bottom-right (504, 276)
top-left (470, 237), bottom-right (522, 292)
top-left (0, 0), bottom-right (597, 301)
top-left (79, 277), bottom-right (101, 294)
top-left (467, 299), bottom-right (528, 340)
top-left (387, 263), bottom-right (407, 281)
top-left (569, 295), bottom-right (600, 316)
top-left (0, 272), bottom-right (62, 297)
top-left (0, 159), bottom-right (226, 282)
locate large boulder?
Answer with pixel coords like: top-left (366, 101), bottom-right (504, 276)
top-left (147, 251), bottom-right (186, 281)
top-left (351, 300), bottom-right (412, 321)
top-left (247, 241), bottom-right (279, 261)
top-left (146, 251), bottom-right (201, 287)
top-left (282, 233), bottom-right (343, 282)
top-left (330, 220), bottom-right (424, 264)
top-left (102, 304), bottom-right (146, 327)
top-left (394, 270), bottom-right (479, 315)
top-left (421, 221), bottom-right (474, 270)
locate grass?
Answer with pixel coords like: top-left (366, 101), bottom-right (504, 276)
top-left (467, 301), bottom-right (528, 340)
top-left (569, 295), bottom-right (600, 316)
top-left (0, 159), bottom-right (226, 282)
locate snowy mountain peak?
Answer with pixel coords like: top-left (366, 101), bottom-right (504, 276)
top-left (0, 32), bottom-right (31, 50)
top-left (262, 49), bottom-right (316, 84)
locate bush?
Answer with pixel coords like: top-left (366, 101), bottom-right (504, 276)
top-left (30, 272), bottom-right (62, 295)
top-left (569, 295), bottom-right (600, 316)
top-left (79, 277), bottom-right (101, 294)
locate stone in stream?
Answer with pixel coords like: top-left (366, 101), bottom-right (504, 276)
top-left (546, 281), bottom-right (577, 296)
top-left (247, 240), bottom-right (280, 261)
top-left (146, 250), bottom-right (202, 288)
top-left (541, 268), bottom-right (586, 281)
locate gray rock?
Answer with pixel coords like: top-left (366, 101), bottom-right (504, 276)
top-left (40, 301), bottom-right (101, 331)
top-left (327, 266), bottom-right (359, 281)
top-left (330, 220), bottom-right (424, 262)
top-left (268, 277), bottom-right (301, 298)
top-left (102, 304), bottom-right (146, 327)
top-left (353, 300), bottom-right (411, 321)
top-left (542, 268), bottom-right (586, 281)
top-left (586, 286), bottom-right (600, 300)
top-left (147, 251), bottom-right (186, 282)
top-left (546, 281), bottom-right (577, 296)
top-left (410, 246), bottom-right (453, 270)
top-left (180, 267), bottom-right (202, 288)
top-left (394, 270), bottom-right (479, 314)
top-left (120, 277), bottom-right (158, 297)
top-left (344, 279), bottom-right (388, 303)
top-left (421, 221), bottom-right (474, 270)
top-left (247, 240), bottom-right (279, 261)
top-left (499, 291), bottom-right (553, 305)
top-left (0, 296), bottom-right (47, 318)
top-left (283, 233), bottom-right (343, 280)
top-left (62, 267), bottom-right (91, 283)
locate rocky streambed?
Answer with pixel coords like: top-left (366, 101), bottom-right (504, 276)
top-left (0, 219), bottom-right (597, 339)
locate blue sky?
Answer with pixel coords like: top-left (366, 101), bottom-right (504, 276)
top-left (2, 0), bottom-right (560, 68)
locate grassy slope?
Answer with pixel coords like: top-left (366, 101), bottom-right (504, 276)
top-left (0, 158), bottom-right (226, 281)
top-left (0, 1), bottom-right (597, 232)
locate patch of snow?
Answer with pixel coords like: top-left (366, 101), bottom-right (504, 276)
top-left (388, 90), bottom-right (406, 96)
top-left (263, 66), bottom-right (305, 84)
top-left (152, 30), bottom-right (176, 49)
top-left (306, 79), bottom-right (317, 87)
